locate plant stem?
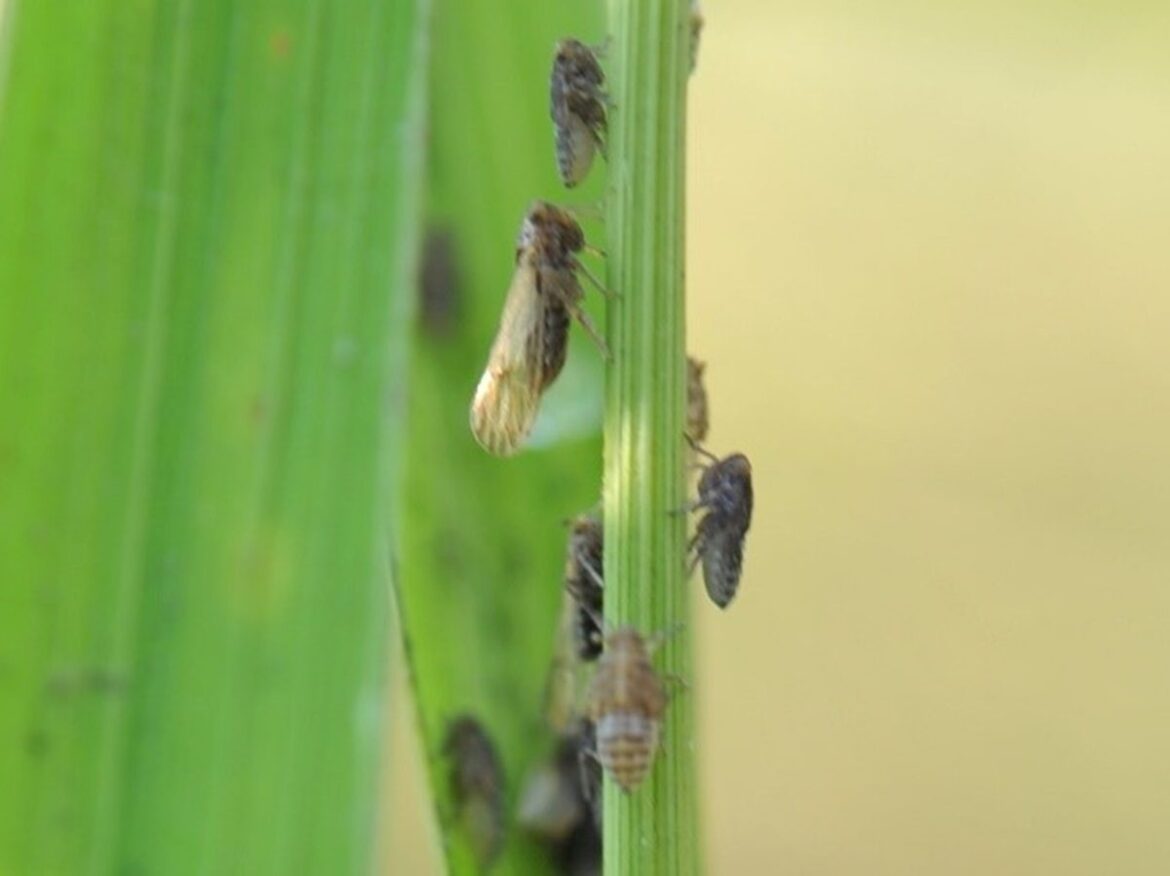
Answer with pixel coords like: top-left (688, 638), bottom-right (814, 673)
top-left (603, 0), bottom-right (698, 874)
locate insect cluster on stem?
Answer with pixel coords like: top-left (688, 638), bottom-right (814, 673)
top-left (452, 12), bottom-right (763, 866)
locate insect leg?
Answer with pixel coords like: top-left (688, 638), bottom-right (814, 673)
top-left (669, 497), bottom-right (705, 516)
top-left (661, 672), bottom-right (691, 699)
top-left (687, 527), bottom-right (703, 554)
top-left (580, 554), bottom-right (605, 591)
top-left (573, 258), bottom-right (618, 300)
top-left (564, 299), bottom-right (611, 358)
top-left (684, 431), bottom-right (721, 464)
top-left (571, 598), bottom-right (609, 639)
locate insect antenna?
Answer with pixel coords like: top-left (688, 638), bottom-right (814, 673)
top-left (573, 259), bottom-right (617, 301)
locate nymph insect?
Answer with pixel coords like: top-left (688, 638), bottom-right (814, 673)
top-left (686, 442), bottom-right (754, 609)
top-left (470, 201), bottom-right (610, 456)
top-left (686, 356), bottom-right (709, 444)
top-left (564, 514), bottom-right (604, 661)
top-left (443, 715), bottom-right (506, 869)
top-left (586, 626), bottom-right (669, 793)
top-left (550, 38), bottom-right (607, 187)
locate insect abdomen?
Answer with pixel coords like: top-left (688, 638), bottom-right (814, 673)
top-left (541, 299), bottom-right (571, 389)
top-left (699, 523), bottom-right (745, 609)
top-left (594, 711), bottom-right (660, 793)
top-left (556, 115), bottom-right (598, 188)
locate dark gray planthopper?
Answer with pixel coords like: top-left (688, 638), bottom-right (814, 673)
top-left (685, 438), bottom-right (754, 609)
top-left (550, 38), bottom-right (608, 188)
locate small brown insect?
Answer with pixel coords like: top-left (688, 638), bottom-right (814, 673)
top-left (550, 39), bottom-right (607, 187)
top-left (687, 443), bottom-right (753, 609)
top-left (470, 202), bottom-right (609, 456)
top-left (685, 356), bottom-right (709, 444)
top-left (586, 627), bottom-right (668, 793)
top-left (564, 514), bottom-right (604, 661)
top-left (444, 715), bottom-right (506, 869)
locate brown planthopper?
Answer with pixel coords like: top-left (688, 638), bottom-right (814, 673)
top-left (586, 626), bottom-right (670, 793)
top-left (443, 715), bottom-right (506, 869)
top-left (470, 201), bottom-right (610, 456)
top-left (564, 514), bottom-right (604, 662)
top-left (550, 38), bottom-right (608, 188)
top-left (685, 439), bottom-right (754, 609)
top-left (685, 356), bottom-right (709, 445)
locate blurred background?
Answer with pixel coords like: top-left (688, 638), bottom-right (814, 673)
top-left (2, 0), bottom-right (1168, 873)
top-left (394, 0), bottom-right (1170, 872)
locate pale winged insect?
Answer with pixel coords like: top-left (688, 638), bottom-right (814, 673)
top-left (586, 626), bottom-right (669, 793)
top-left (563, 514), bottom-right (604, 661)
top-left (470, 201), bottom-right (610, 456)
top-left (685, 356), bottom-right (709, 444)
top-left (686, 440), bottom-right (754, 609)
top-left (550, 38), bottom-right (607, 188)
top-left (443, 715), bottom-right (506, 869)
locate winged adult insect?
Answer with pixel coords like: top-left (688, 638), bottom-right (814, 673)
top-left (470, 202), bottom-right (610, 456)
top-left (550, 38), bottom-right (607, 187)
top-left (685, 439), bottom-right (754, 608)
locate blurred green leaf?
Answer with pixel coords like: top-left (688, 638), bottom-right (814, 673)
top-left (0, 1), bottom-right (425, 873)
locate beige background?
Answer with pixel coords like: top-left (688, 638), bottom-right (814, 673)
top-left (390, 1), bottom-right (1170, 872)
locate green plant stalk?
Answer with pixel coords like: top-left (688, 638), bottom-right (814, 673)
top-left (603, 0), bottom-right (699, 873)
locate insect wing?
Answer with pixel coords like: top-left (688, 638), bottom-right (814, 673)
top-left (470, 259), bottom-right (546, 456)
top-left (556, 112), bottom-right (598, 188)
top-left (700, 528), bottom-right (745, 609)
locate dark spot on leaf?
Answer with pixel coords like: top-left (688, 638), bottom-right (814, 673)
top-left (269, 29), bottom-right (292, 60)
top-left (418, 227), bottom-right (463, 337)
top-left (25, 728), bottom-right (49, 759)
